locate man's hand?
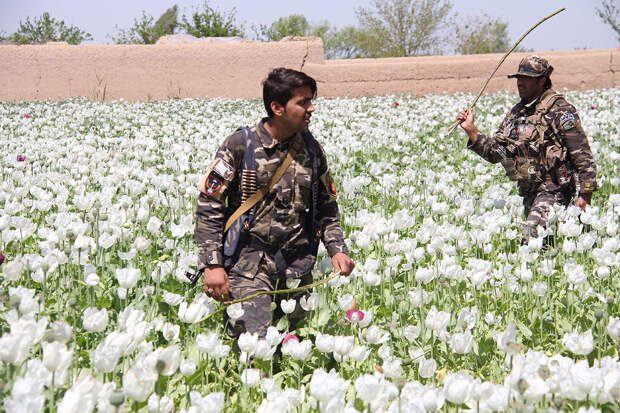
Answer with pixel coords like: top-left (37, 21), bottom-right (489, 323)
top-left (204, 265), bottom-right (231, 302)
top-left (332, 252), bottom-right (355, 276)
top-left (576, 192), bottom-right (592, 211)
top-left (457, 108), bottom-right (480, 143)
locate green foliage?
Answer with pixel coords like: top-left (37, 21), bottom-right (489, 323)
top-left (109, 6), bottom-right (178, 45)
top-left (453, 13), bottom-right (511, 55)
top-left (355, 0), bottom-right (453, 57)
top-left (7, 12), bottom-right (92, 45)
top-left (109, 11), bottom-right (157, 44)
top-left (154, 5), bottom-right (179, 38)
top-left (596, 0), bottom-right (620, 42)
top-left (179, 1), bottom-right (244, 38)
top-left (323, 26), bottom-right (380, 59)
top-left (254, 14), bottom-right (377, 60)
top-left (256, 14), bottom-right (311, 41)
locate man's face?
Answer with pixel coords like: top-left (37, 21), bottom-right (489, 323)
top-left (516, 76), bottom-right (545, 103)
top-left (281, 86), bottom-right (315, 133)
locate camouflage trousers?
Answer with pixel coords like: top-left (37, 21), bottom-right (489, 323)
top-left (522, 189), bottom-right (573, 245)
top-left (224, 253), bottom-right (312, 339)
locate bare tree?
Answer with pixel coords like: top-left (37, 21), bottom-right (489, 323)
top-left (596, 0), bottom-right (620, 42)
top-left (355, 0), bottom-right (453, 57)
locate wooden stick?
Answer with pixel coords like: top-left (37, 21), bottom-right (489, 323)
top-left (445, 7), bottom-right (566, 137)
top-left (196, 271), bottom-right (342, 324)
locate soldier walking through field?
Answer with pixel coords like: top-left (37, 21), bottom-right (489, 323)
top-left (456, 55), bottom-right (598, 247)
top-left (194, 68), bottom-right (355, 338)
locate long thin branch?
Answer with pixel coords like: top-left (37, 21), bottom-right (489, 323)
top-left (444, 7), bottom-right (566, 137)
top-left (196, 271), bottom-right (342, 324)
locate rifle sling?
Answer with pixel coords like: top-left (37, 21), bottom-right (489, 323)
top-left (224, 139), bottom-right (300, 232)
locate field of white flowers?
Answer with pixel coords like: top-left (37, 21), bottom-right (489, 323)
top-left (0, 88), bottom-right (619, 413)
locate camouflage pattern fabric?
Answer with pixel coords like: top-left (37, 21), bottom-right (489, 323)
top-left (195, 119), bottom-right (347, 336)
top-left (468, 88), bottom-right (598, 242)
top-left (522, 189), bottom-right (572, 244)
top-left (508, 55), bottom-right (553, 78)
top-left (224, 258), bottom-right (313, 338)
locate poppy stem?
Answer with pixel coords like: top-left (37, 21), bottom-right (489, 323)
top-left (196, 271), bottom-right (341, 324)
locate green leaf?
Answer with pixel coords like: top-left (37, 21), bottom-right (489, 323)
top-left (557, 318), bottom-right (572, 333)
top-left (515, 320), bottom-right (533, 339)
top-left (186, 364), bottom-right (206, 386)
top-left (297, 326), bottom-right (318, 337)
top-left (276, 317), bottom-right (290, 331)
top-left (316, 308), bottom-right (331, 327)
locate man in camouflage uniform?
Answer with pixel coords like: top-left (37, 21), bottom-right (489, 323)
top-left (195, 68), bottom-right (355, 338)
top-left (457, 55), bottom-right (598, 245)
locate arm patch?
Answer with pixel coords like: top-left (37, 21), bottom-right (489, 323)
top-left (560, 112), bottom-right (576, 131)
top-left (212, 158), bottom-right (234, 181)
top-left (197, 158), bottom-right (234, 195)
top-left (328, 172), bottom-right (337, 196)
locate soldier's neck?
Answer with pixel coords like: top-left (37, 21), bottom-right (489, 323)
top-left (264, 118), bottom-right (296, 142)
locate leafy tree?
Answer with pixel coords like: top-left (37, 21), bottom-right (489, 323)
top-left (355, 0), bottom-right (453, 57)
top-left (179, 1), bottom-right (244, 38)
top-left (453, 13), bottom-right (511, 55)
top-left (154, 5), bottom-right (179, 38)
top-left (110, 11), bottom-right (157, 44)
top-left (7, 12), bottom-right (92, 45)
top-left (323, 26), bottom-right (378, 59)
top-left (256, 14), bottom-right (311, 41)
top-left (254, 15), bottom-right (373, 60)
top-left (109, 6), bottom-right (178, 44)
top-left (596, 0), bottom-right (620, 42)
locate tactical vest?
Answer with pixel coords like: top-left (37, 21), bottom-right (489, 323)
top-left (223, 127), bottom-right (321, 277)
top-left (499, 91), bottom-right (572, 190)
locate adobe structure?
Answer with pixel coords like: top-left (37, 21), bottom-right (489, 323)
top-left (0, 37), bottom-right (618, 101)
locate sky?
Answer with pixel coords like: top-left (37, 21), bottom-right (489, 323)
top-left (0, 0), bottom-right (618, 52)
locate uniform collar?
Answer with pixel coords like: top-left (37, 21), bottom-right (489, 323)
top-left (256, 118), bottom-right (302, 150)
top-left (520, 88), bottom-right (556, 111)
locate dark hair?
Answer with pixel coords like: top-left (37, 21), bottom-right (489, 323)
top-left (543, 76), bottom-right (552, 91)
top-left (263, 68), bottom-right (317, 117)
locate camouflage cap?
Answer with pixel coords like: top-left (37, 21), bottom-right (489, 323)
top-left (508, 55), bottom-right (553, 78)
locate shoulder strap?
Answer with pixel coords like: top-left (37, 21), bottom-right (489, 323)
top-left (302, 131), bottom-right (320, 246)
top-left (224, 139), bottom-right (301, 232)
top-left (536, 92), bottom-right (563, 117)
top-left (535, 92), bottom-right (564, 147)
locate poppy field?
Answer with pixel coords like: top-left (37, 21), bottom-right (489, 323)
top-left (0, 88), bottom-right (619, 412)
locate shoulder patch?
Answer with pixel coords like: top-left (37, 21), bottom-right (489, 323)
top-left (328, 172), bottom-right (337, 196)
top-left (560, 112), bottom-right (576, 131)
top-left (212, 158), bottom-right (234, 181)
top-left (205, 173), bottom-right (223, 196)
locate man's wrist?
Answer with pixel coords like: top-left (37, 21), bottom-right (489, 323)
top-left (327, 244), bottom-right (349, 257)
top-left (467, 128), bottom-right (480, 143)
top-left (199, 249), bottom-right (224, 267)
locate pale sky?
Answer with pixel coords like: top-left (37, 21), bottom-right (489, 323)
top-left (1, 0), bottom-right (618, 52)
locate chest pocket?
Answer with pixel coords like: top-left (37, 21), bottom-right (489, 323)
top-left (274, 169), bottom-right (294, 219)
top-left (294, 163), bottom-right (312, 211)
top-left (515, 119), bottom-right (544, 185)
top-left (500, 117), bottom-right (544, 185)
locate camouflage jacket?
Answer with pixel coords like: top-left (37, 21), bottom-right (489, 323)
top-left (195, 119), bottom-right (348, 278)
top-left (468, 88), bottom-right (598, 197)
